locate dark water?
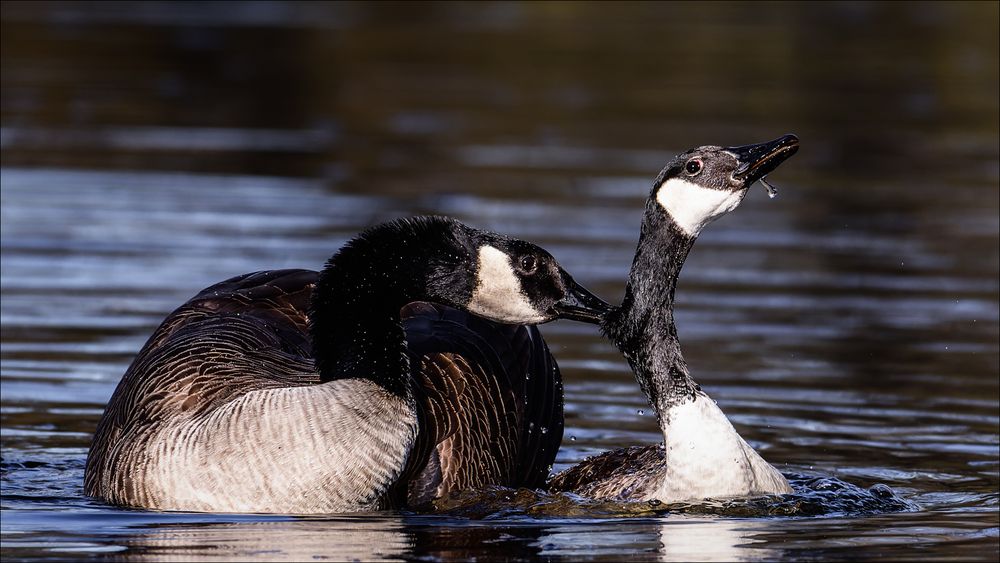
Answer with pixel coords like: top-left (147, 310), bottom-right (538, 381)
top-left (2, 2), bottom-right (998, 561)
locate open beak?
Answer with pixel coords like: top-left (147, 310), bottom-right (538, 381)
top-left (553, 273), bottom-right (612, 324)
top-left (729, 134), bottom-right (799, 185)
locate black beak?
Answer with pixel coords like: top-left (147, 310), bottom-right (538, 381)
top-left (729, 134), bottom-right (799, 185)
top-left (553, 273), bottom-right (612, 324)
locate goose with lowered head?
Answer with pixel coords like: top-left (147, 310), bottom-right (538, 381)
top-left (85, 216), bottom-right (609, 513)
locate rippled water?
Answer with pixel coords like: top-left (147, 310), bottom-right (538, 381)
top-left (2, 2), bottom-right (998, 561)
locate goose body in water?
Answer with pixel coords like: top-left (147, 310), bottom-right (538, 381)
top-left (85, 216), bottom-right (609, 513)
top-left (550, 135), bottom-right (800, 503)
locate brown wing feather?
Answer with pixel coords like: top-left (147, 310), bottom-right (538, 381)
top-left (85, 270), bottom-right (319, 495)
top-left (548, 445), bottom-right (666, 500)
top-left (86, 273), bottom-right (563, 504)
top-left (514, 326), bottom-right (563, 487)
top-left (401, 302), bottom-right (563, 503)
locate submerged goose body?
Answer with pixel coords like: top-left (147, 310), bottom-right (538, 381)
top-left (85, 216), bottom-right (608, 513)
top-left (551, 135), bottom-right (800, 503)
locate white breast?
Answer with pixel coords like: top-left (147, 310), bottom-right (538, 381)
top-left (648, 392), bottom-right (791, 503)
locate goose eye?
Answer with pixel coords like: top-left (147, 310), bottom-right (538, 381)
top-left (518, 255), bottom-right (538, 274)
top-left (685, 159), bottom-right (703, 175)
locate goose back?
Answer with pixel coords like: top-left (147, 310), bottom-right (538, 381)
top-left (83, 270), bottom-right (419, 512)
top-left (85, 269), bottom-right (321, 494)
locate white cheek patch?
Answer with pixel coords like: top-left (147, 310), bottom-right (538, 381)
top-left (655, 178), bottom-right (746, 237)
top-left (468, 245), bottom-right (546, 324)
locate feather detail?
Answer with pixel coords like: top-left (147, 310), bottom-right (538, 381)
top-left (86, 271), bottom-right (564, 513)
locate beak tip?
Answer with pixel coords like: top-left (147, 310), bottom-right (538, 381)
top-left (553, 282), bottom-right (612, 324)
top-left (730, 134), bottom-right (800, 183)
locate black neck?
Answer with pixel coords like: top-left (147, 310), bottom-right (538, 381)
top-left (602, 200), bottom-right (700, 416)
top-left (309, 219), bottom-right (469, 399)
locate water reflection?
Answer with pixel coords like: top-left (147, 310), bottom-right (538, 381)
top-left (120, 518), bottom-right (414, 562)
top-left (532, 517), bottom-right (777, 562)
top-left (656, 519), bottom-right (775, 562)
top-left (61, 514), bottom-right (786, 562)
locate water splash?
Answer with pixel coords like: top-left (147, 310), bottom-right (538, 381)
top-left (760, 176), bottom-right (779, 198)
top-left (418, 473), bottom-right (916, 520)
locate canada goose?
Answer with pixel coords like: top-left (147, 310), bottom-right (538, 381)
top-left (550, 135), bottom-right (800, 503)
top-left (84, 216), bottom-right (609, 513)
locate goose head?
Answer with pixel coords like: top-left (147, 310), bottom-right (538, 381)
top-left (315, 216), bottom-right (610, 327)
top-left (311, 216), bottom-right (610, 390)
top-left (430, 222), bottom-right (611, 325)
top-left (652, 134), bottom-right (799, 237)
top-left (603, 135), bottom-right (800, 412)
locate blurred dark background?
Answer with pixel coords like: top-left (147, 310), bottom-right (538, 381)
top-left (3, 1), bottom-right (996, 183)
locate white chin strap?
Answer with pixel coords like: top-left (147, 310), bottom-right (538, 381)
top-left (467, 245), bottom-right (546, 324)
top-left (655, 178), bottom-right (745, 236)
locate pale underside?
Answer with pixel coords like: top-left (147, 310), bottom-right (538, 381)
top-left (126, 380), bottom-right (417, 513)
